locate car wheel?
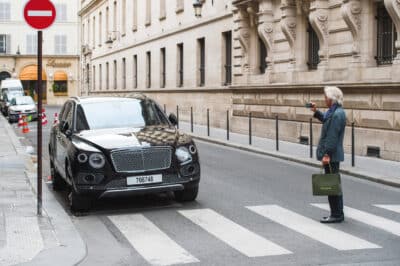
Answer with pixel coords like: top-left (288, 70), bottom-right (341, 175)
top-left (174, 186), bottom-right (199, 202)
top-left (69, 189), bottom-right (92, 213)
top-left (50, 160), bottom-right (67, 191)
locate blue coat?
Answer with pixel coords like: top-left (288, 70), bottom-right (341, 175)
top-left (314, 106), bottom-right (346, 162)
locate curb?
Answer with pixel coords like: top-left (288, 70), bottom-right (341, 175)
top-left (189, 134), bottom-right (400, 189)
top-left (0, 115), bottom-right (87, 266)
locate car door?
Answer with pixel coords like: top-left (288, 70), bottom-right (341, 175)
top-left (55, 101), bottom-right (74, 178)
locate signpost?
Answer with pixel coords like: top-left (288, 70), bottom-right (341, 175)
top-left (24, 0), bottom-right (56, 216)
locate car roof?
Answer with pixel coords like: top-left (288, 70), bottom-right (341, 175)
top-left (71, 94), bottom-right (148, 104)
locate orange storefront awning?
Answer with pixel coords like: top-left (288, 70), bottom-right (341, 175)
top-left (53, 71), bottom-right (68, 81)
top-left (19, 65), bottom-right (47, 81)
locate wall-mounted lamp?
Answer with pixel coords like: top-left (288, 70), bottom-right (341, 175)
top-left (106, 31), bottom-right (121, 49)
top-left (193, 0), bottom-right (204, 18)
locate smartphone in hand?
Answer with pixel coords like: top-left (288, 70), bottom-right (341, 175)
top-left (305, 102), bottom-right (314, 108)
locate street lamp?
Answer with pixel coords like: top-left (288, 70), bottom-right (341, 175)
top-left (193, 0), bottom-right (204, 18)
top-left (105, 31), bottom-right (121, 49)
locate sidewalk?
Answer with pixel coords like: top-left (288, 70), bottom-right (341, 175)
top-left (178, 121), bottom-right (400, 188)
top-left (0, 115), bottom-right (86, 266)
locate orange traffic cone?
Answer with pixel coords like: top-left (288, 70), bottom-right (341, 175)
top-left (41, 111), bottom-right (48, 126)
top-left (22, 116), bottom-right (30, 134)
top-left (53, 112), bottom-right (59, 125)
top-left (17, 114), bottom-right (23, 128)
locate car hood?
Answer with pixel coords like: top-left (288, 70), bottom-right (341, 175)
top-left (9, 104), bottom-right (36, 112)
top-left (73, 125), bottom-right (192, 151)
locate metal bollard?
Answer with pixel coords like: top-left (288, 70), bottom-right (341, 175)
top-left (249, 112), bottom-right (252, 145)
top-left (310, 118), bottom-right (313, 158)
top-left (176, 105), bottom-right (179, 129)
top-left (352, 122), bottom-right (355, 167)
top-left (207, 109), bottom-right (210, 137)
top-left (226, 110), bottom-right (230, 141)
top-left (164, 104), bottom-right (166, 113)
top-left (276, 115), bottom-right (279, 151)
top-left (190, 107), bottom-right (193, 133)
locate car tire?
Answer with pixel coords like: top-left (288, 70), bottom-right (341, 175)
top-left (174, 186), bottom-right (199, 202)
top-left (50, 160), bottom-right (67, 191)
top-left (69, 189), bottom-right (92, 213)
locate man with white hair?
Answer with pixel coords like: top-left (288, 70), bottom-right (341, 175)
top-left (311, 86), bottom-right (346, 223)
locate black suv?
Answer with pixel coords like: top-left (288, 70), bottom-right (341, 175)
top-left (49, 96), bottom-right (200, 212)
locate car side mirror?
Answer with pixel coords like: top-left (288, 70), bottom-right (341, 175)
top-left (168, 113), bottom-right (178, 126)
top-left (59, 120), bottom-right (72, 136)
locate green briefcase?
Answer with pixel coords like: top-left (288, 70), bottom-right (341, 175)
top-left (312, 169), bottom-right (342, 196)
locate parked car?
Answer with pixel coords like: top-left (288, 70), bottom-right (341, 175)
top-left (8, 96), bottom-right (37, 123)
top-left (49, 96), bottom-right (200, 212)
top-left (1, 90), bottom-right (24, 116)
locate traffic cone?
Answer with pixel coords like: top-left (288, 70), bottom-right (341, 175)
top-left (17, 114), bottom-right (23, 128)
top-left (53, 112), bottom-right (59, 125)
top-left (22, 116), bottom-right (30, 134)
top-left (41, 110), bottom-right (48, 126)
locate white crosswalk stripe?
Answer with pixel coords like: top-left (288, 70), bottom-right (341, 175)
top-left (247, 205), bottom-right (380, 251)
top-left (108, 214), bottom-right (199, 266)
top-left (178, 208), bottom-right (292, 257)
top-left (312, 204), bottom-right (400, 237)
top-left (374, 204), bottom-right (400, 214)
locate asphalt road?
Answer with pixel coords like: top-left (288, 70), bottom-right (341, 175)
top-left (10, 105), bottom-right (400, 266)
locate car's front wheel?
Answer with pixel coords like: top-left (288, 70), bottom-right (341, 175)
top-left (69, 189), bottom-right (92, 213)
top-left (174, 186), bottom-right (199, 202)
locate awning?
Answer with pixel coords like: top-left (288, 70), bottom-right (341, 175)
top-left (19, 65), bottom-right (47, 81)
top-left (53, 71), bottom-right (68, 81)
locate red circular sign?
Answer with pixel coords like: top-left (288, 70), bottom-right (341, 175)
top-left (24, 0), bottom-right (56, 30)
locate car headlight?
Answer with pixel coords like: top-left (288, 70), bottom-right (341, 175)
top-left (77, 153), bottom-right (88, 163)
top-left (175, 147), bottom-right (192, 164)
top-left (89, 153), bottom-right (106, 169)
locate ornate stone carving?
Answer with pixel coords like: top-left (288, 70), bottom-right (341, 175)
top-left (236, 7), bottom-right (251, 69)
top-left (280, 0), bottom-right (297, 62)
top-left (384, 0), bottom-right (400, 62)
top-left (258, 0), bottom-right (275, 70)
top-left (309, 0), bottom-right (330, 65)
top-left (341, 0), bottom-right (362, 55)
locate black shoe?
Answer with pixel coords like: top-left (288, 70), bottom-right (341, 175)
top-left (320, 216), bottom-right (344, 223)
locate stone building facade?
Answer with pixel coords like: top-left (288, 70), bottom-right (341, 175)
top-left (79, 0), bottom-right (400, 161)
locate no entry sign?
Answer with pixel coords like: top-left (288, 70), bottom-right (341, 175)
top-left (24, 0), bottom-right (56, 30)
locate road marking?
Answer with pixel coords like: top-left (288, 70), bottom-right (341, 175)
top-left (27, 10), bottom-right (53, 17)
top-left (0, 216), bottom-right (44, 265)
top-left (178, 208), bottom-right (291, 257)
top-left (312, 203), bottom-right (400, 237)
top-left (108, 214), bottom-right (199, 266)
top-left (374, 204), bottom-right (400, 214)
top-left (247, 205), bottom-right (380, 251)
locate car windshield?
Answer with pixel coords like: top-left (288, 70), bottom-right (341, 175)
top-left (78, 99), bottom-right (169, 130)
top-left (15, 96), bottom-right (34, 105)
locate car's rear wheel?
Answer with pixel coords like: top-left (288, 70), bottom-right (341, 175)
top-left (50, 160), bottom-right (67, 191)
top-left (174, 186), bottom-right (199, 202)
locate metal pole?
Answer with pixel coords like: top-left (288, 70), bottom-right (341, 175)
top-left (190, 107), bottom-right (193, 133)
top-left (176, 105), bottom-right (179, 129)
top-left (163, 104), bottom-right (166, 113)
top-left (207, 108), bottom-right (210, 137)
top-left (249, 112), bottom-right (252, 145)
top-left (310, 118), bottom-right (313, 158)
top-left (275, 115), bottom-right (279, 151)
top-left (226, 110), bottom-right (229, 141)
top-left (352, 122), bottom-right (355, 167)
top-left (37, 30), bottom-right (43, 216)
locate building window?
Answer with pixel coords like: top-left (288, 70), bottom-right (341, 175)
top-left (0, 2), bottom-right (10, 21)
top-left (106, 62), bottom-right (109, 90)
top-left (55, 4), bottom-right (67, 22)
top-left (99, 12), bottom-right (102, 46)
top-left (307, 22), bottom-right (320, 70)
top-left (0, 34), bottom-right (10, 54)
top-left (122, 0), bottom-right (126, 35)
top-left (146, 0), bottom-right (151, 26)
top-left (132, 0), bottom-right (138, 31)
top-left (55, 35), bottom-right (67, 54)
top-left (176, 0), bottom-right (184, 13)
top-left (223, 31), bottom-right (232, 85)
top-left (160, 48), bottom-right (166, 88)
top-left (93, 16), bottom-right (96, 48)
top-left (99, 64), bottom-right (102, 91)
top-left (106, 7), bottom-right (109, 41)
top-left (82, 23), bottom-right (85, 45)
top-left (93, 65), bottom-right (96, 91)
top-left (259, 37), bottom-right (267, 74)
top-left (133, 55), bottom-right (138, 88)
top-left (177, 43), bottom-right (184, 87)
top-left (87, 18), bottom-right (91, 48)
top-left (146, 51), bottom-right (151, 88)
top-left (113, 60), bottom-right (117, 90)
top-left (198, 38), bottom-right (205, 86)
top-left (122, 58), bottom-right (126, 90)
top-left (160, 0), bottom-right (166, 20)
top-left (26, 34), bottom-right (37, 54)
top-left (376, 3), bottom-right (397, 65)
top-left (113, 1), bottom-right (117, 33)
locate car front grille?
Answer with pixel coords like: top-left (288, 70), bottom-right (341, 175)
top-left (110, 147), bottom-right (172, 173)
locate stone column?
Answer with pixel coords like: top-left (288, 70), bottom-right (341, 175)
top-left (384, 0), bottom-right (400, 64)
top-left (258, 0), bottom-right (274, 80)
top-left (309, 0), bottom-right (329, 69)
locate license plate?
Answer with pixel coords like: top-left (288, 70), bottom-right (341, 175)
top-left (127, 174), bottom-right (162, 186)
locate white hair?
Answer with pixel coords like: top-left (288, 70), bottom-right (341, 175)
top-left (324, 86), bottom-right (343, 105)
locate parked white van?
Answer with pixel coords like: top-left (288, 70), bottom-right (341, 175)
top-left (0, 79), bottom-right (25, 116)
top-left (1, 79), bottom-right (24, 95)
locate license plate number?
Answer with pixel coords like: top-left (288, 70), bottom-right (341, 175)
top-left (127, 174), bottom-right (162, 186)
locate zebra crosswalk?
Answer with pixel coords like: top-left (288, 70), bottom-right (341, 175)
top-left (106, 204), bottom-right (400, 266)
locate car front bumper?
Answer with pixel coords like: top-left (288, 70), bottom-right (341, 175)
top-left (9, 112), bottom-right (37, 122)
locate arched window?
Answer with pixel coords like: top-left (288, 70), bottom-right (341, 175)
top-left (376, 3), bottom-right (397, 65)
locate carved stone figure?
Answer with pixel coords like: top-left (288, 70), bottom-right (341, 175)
top-left (341, 0), bottom-right (362, 55)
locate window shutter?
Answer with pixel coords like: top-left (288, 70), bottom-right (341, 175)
top-left (6, 35), bottom-right (11, 54)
